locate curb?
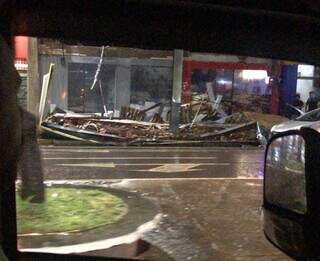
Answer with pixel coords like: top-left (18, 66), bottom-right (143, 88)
top-left (19, 184), bottom-right (161, 258)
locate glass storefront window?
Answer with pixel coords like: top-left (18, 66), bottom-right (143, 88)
top-left (298, 65), bottom-right (315, 78)
top-left (130, 65), bottom-right (172, 105)
top-left (296, 79), bottom-right (314, 103)
top-left (68, 63), bottom-right (116, 113)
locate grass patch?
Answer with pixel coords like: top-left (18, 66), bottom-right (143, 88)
top-left (16, 187), bottom-right (128, 235)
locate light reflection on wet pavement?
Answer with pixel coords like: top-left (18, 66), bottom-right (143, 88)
top-left (31, 146), bottom-right (291, 260)
top-left (41, 146), bottom-right (265, 180)
top-left (116, 179), bottom-right (291, 260)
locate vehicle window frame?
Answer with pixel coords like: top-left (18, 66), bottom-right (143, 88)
top-left (4, 1), bottom-right (320, 260)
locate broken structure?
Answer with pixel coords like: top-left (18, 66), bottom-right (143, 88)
top-left (33, 39), bottom-right (288, 145)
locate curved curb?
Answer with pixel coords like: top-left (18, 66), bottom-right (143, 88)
top-left (20, 213), bottom-right (162, 254)
top-left (18, 183), bottom-right (161, 255)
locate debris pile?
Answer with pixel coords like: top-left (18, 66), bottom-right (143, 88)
top-left (38, 51), bottom-right (286, 146)
top-left (232, 95), bottom-right (271, 114)
top-left (42, 111), bottom-right (263, 145)
top-left (242, 111), bottom-right (288, 130)
top-left (41, 101), bottom-right (287, 145)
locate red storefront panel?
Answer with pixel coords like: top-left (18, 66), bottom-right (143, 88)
top-left (14, 36), bottom-right (28, 60)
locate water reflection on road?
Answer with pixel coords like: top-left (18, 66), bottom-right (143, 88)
top-left (18, 146), bottom-right (291, 260)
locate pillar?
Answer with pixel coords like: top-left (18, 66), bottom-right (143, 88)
top-left (114, 63), bottom-right (131, 112)
top-left (27, 37), bottom-right (40, 118)
top-left (170, 49), bottom-right (183, 132)
top-left (280, 64), bottom-right (298, 117)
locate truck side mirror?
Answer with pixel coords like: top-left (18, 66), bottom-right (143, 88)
top-left (263, 129), bottom-right (320, 259)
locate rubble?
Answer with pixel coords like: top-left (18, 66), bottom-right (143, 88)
top-left (222, 111), bottom-right (287, 131)
top-left (41, 105), bottom-right (289, 146)
top-left (38, 59), bottom-right (286, 146)
top-left (232, 95), bottom-right (271, 114)
top-left (242, 111), bottom-right (288, 130)
top-left (40, 71), bottom-right (285, 146)
top-left (41, 110), bottom-right (260, 145)
top-left (200, 121), bottom-right (257, 139)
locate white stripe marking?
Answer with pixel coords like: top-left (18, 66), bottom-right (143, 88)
top-left (43, 177), bottom-right (262, 183)
top-left (42, 149), bottom-right (110, 153)
top-left (57, 163), bottom-right (230, 167)
top-left (146, 164), bottom-right (201, 173)
top-left (58, 163), bottom-right (115, 168)
top-left (42, 148), bottom-right (262, 153)
top-left (44, 157), bottom-right (217, 160)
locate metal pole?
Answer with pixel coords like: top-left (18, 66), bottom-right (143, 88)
top-left (170, 49), bottom-right (184, 132)
top-left (230, 70), bottom-right (235, 114)
top-left (99, 80), bottom-right (107, 115)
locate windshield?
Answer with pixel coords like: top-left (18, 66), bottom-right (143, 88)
top-left (12, 36), bottom-right (305, 260)
top-left (295, 108), bottom-right (320, 122)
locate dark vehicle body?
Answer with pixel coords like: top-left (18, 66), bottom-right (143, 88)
top-left (263, 125), bottom-right (320, 259)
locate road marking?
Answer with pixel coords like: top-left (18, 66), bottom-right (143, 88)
top-left (58, 163), bottom-right (115, 168)
top-left (42, 148), bottom-right (262, 153)
top-left (42, 149), bottom-right (110, 153)
top-left (57, 163), bottom-right (230, 168)
top-left (43, 177), bottom-right (262, 183)
top-left (44, 156), bottom-right (217, 160)
top-left (145, 164), bottom-right (202, 173)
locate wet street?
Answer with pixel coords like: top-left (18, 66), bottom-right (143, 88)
top-left (39, 146), bottom-right (290, 260)
top-left (41, 146), bottom-right (264, 180)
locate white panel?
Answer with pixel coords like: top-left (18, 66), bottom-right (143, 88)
top-left (297, 79), bottom-right (314, 103)
top-left (298, 65), bottom-right (314, 77)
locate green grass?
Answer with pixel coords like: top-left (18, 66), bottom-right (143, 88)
top-left (16, 187), bottom-right (128, 235)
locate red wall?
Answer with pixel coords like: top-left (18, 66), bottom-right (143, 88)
top-left (14, 36), bottom-right (28, 60)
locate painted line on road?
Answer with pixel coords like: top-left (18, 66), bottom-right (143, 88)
top-left (41, 148), bottom-right (262, 153)
top-left (57, 163), bottom-right (230, 167)
top-left (48, 160), bottom-right (263, 164)
top-left (42, 149), bottom-right (110, 153)
top-left (137, 163), bottom-right (202, 173)
top-left (43, 177), bottom-right (262, 183)
top-left (43, 156), bottom-right (217, 160)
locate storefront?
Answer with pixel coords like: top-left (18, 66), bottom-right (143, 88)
top-left (182, 60), bottom-right (273, 114)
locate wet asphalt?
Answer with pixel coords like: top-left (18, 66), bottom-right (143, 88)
top-left (37, 146), bottom-right (290, 260)
top-left (40, 146), bottom-right (264, 180)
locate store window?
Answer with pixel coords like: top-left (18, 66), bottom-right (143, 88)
top-left (296, 64), bottom-right (320, 104)
top-left (189, 65), bottom-right (270, 114)
top-left (68, 63), bottom-right (116, 113)
top-left (233, 70), bottom-right (270, 113)
top-left (130, 65), bottom-right (172, 105)
top-left (298, 65), bottom-right (314, 78)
